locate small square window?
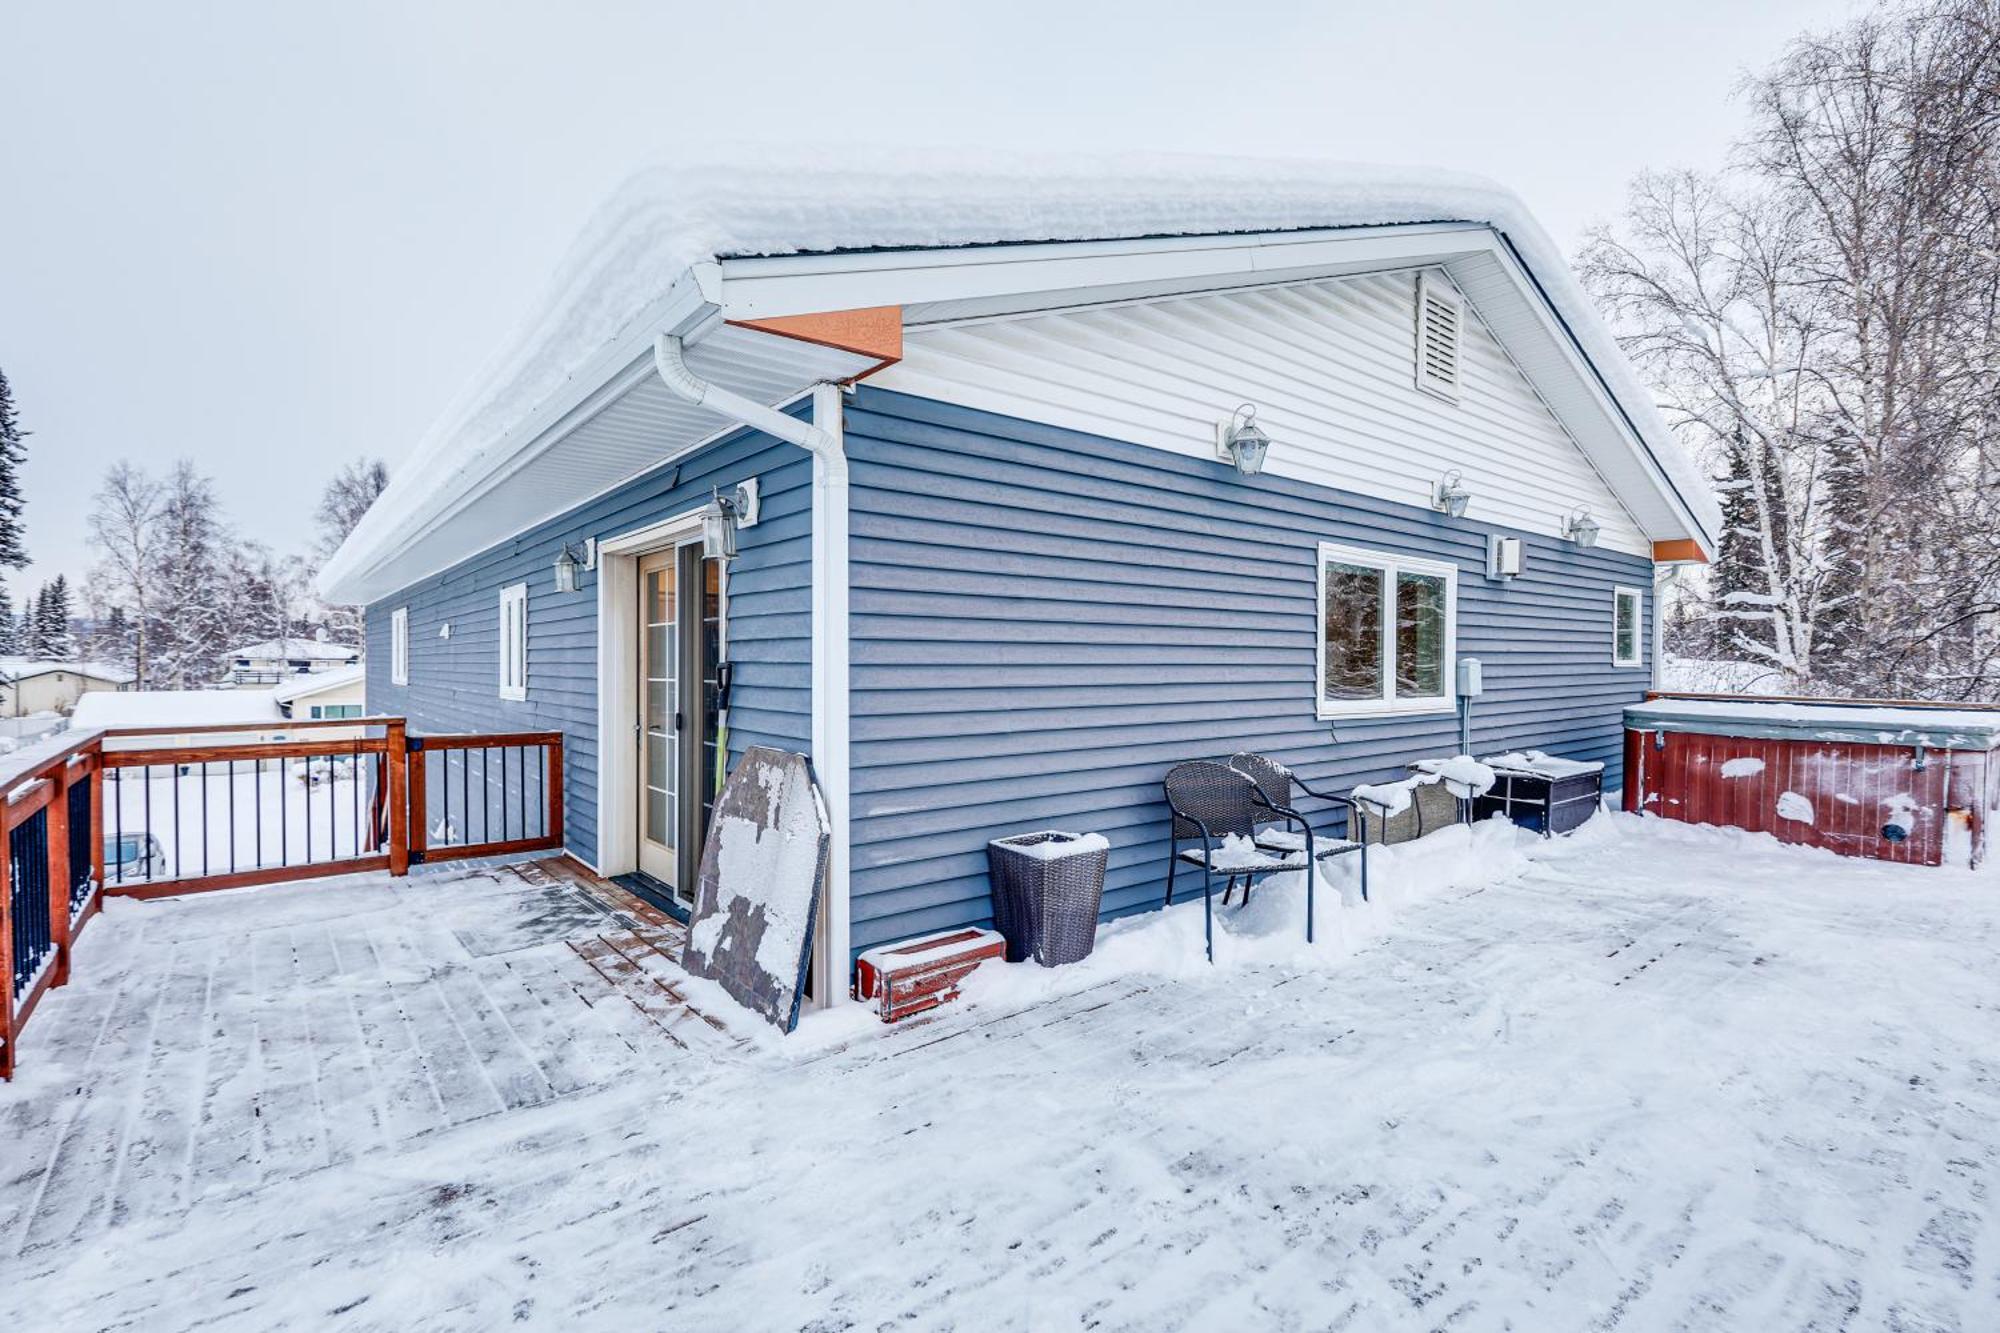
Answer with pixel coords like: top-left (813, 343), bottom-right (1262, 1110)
top-left (1613, 586), bottom-right (1644, 668)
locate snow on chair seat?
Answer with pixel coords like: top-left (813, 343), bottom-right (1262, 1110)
top-left (1162, 759), bottom-right (1323, 963)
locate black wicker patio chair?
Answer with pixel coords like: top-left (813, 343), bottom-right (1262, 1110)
top-left (1227, 752), bottom-right (1369, 904)
top-left (1163, 760), bottom-right (1315, 963)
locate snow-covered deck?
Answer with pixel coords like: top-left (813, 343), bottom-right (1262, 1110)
top-left (3, 819), bottom-right (1998, 1328)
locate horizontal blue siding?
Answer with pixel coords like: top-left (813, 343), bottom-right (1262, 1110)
top-left (366, 420), bottom-right (813, 867)
top-left (844, 386), bottom-right (1653, 953)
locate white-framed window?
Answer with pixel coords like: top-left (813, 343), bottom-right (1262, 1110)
top-left (390, 607), bottom-right (409, 686)
top-left (499, 582), bottom-right (528, 701)
top-left (1316, 542), bottom-right (1457, 718)
top-left (1613, 586), bottom-right (1644, 668)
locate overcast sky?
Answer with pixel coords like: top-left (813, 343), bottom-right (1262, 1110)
top-left (0, 0), bottom-right (1857, 598)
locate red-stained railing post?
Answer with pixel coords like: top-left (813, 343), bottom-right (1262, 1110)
top-left (547, 735), bottom-right (565, 853)
top-left (0, 801), bottom-right (15, 1082)
top-left (47, 765), bottom-right (71, 990)
top-left (385, 719), bottom-right (410, 877)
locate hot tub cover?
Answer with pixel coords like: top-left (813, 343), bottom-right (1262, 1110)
top-left (1625, 697), bottom-right (2000, 751)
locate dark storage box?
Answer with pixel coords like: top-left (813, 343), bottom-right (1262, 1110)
top-left (1475, 764), bottom-right (1603, 835)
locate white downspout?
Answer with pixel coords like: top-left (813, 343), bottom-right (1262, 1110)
top-left (652, 335), bottom-right (852, 1007)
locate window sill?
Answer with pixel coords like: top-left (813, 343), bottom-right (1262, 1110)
top-left (1316, 699), bottom-right (1458, 722)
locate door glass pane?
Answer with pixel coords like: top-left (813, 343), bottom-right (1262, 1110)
top-left (643, 565), bottom-right (678, 850)
top-left (1395, 572), bottom-right (1447, 698)
top-left (1322, 561), bottom-right (1385, 701)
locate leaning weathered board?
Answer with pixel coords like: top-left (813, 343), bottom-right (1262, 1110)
top-left (681, 746), bottom-right (830, 1033)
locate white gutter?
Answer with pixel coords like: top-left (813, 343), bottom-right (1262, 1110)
top-left (652, 335), bottom-right (852, 1008)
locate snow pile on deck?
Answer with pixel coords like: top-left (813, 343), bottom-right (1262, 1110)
top-left (328, 145), bottom-right (1719, 595)
top-left (954, 815), bottom-right (1546, 1016)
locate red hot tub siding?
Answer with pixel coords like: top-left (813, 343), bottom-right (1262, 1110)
top-left (1624, 728), bottom-right (1988, 867)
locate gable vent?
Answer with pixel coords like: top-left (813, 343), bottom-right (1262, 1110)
top-left (1415, 274), bottom-right (1463, 401)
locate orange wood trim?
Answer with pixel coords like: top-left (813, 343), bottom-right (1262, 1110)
top-left (101, 738), bottom-right (387, 768)
top-left (104, 854), bottom-right (392, 900)
top-left (415, 731), bottom-right (564, 751)
top-left (420, 835), bottom-right (565, 866)
top-left (3, 778), bottom-right (55, 829)
top-left (730, 305), bottom-right (903, 371)
top-left (1652, 539), bottom-right (1708, 564)
top-left (96, 717), bottom-right (401, 740)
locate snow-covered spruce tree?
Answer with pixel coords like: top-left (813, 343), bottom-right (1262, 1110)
top-left (308, 458), bottom-right (388, 647)
top-left (0, 369), bottom-right (30, 574)
top-left (0, 582), bottom-right (17, 657)
top-left (86, 461), bottom-right (164, 686)
top-left (36, 575), bottom-right (75, 660)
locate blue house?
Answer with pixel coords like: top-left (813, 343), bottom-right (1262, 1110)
top-left (321, 153), bottom-right (1718, 1006)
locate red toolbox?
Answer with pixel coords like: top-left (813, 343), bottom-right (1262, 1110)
top-left (855, 928), bottom-right (1007, 1022)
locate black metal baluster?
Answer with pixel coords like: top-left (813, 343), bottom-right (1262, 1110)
top-left (280, 757), bottom-right (289, 867)
top-left (201, 762), bottom-right (209, 877)
top-left (304, 753), bottom-right (313, 863)
top-left (480, 748), bottom-right (490, 845)
top-left (114, 767), bottom-right (125, 885)
top-left (227, 759), bottom-right (236, 873)
top-left (254, 758), bottom-right (263, 867)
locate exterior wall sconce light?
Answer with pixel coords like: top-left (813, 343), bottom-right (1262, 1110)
top-left (1562, 507), bottom-right (1601, 548)
top-left (1217, 404), bottom-right (1271, 476)
top-left (1433, 469), bottom-right (1472, 518)
top-left (701, 477), bottom-right (762, 563)
top-left (553, 538), bottom-right (596, 593)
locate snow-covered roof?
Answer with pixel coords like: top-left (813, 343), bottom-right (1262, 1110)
top-left (0, 658), bottom-right (136, 685)
top-left (1626, 697), bottom-right (2000, 750)
top-left (71, 689), bottom-right (286, 730)
top-left (270, 662), bottom-right (365, 704)
top-left (324, 148), bottom-right (1720, 604)
top-left (227, 639), bottom-right (360, 662)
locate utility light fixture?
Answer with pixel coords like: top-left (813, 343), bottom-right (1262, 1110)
top-left (1562, 507), bottom-right (1601, 548)
top-left (701, 478), bottom-right (762, 563)
top-left (1218, 404), bottom-right (1271, 476)
top-left (552, 539), bottom-right (595, 593)
top-left (1433, 469), bottom-right (1471, 518)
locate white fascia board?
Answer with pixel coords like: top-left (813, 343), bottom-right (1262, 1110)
top-left (712, 223), bottom-right (1486, 321)
top-left (321, 270), bottom-right (720, 605)
top-left (1460, 235), bottom-right (1716, 558)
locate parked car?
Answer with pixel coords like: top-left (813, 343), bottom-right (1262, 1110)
top-left (103, 832), bottom-right (166, 881)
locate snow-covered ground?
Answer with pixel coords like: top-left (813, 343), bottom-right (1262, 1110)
top-left (3, 815), bottom-right (1998, 1329)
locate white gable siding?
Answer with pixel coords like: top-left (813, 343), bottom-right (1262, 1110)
top-left (872, 269), bottom-right (1650, 557)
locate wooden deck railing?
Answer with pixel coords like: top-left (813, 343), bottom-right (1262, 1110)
top-left (0, 718), bottom-right (564, 1078)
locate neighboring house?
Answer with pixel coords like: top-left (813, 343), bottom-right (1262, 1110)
top-left (271, 663), bottom-right (367, 720)
top-left (320, 154), bottom-right (1720, 1006)
top-left (218, 638), bottom-right (361, 688)
top-left (0, 659), bottom-right (136, 718)
top-left (72, 688), bottom-right (290, 751)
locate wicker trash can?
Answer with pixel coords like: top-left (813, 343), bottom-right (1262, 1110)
top-left (986, 831), bottom-right (1109, 967)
